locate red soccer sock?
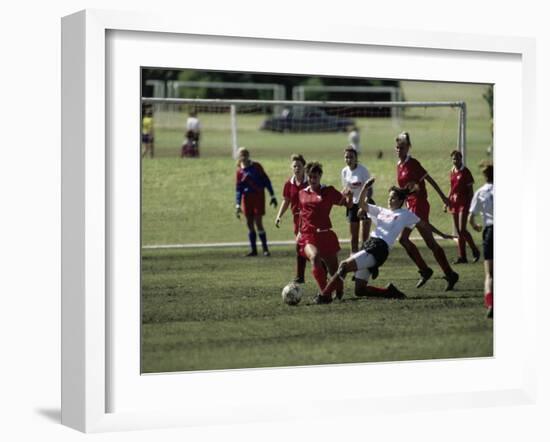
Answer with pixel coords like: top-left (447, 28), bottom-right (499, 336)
top-left (433, 246), bottom-right (452, 275)
top-left (296, 245), bottom-right (306, 280)
top-left (312, 263), bottom-right (327, 293)
top-left (364, 286), bottom-right (388, 297)
top-left (484, 292), bottom-right (493, 308)
top-left (322, 273), bottom-right (343, 296)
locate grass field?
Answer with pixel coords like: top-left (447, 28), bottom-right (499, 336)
top-left (141, 80), bottom-right (493, 373)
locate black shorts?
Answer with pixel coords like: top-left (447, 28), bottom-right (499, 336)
top-left (483, 225), bottom-right (493, 260)
top-left (362, 237), bottom-right (389, 268)
top-left (346, 199), bottom-right (375, 223)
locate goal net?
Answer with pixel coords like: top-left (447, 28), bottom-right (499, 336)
top-left (141, 97), bottom-right (467, 164)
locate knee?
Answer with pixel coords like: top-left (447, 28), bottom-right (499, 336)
top-left (399, 236), bottom-right (411, 248)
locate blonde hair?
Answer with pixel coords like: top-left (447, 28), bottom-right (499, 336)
top-left (236, 147), bottom-right (250, 167)
top-left (396, 132), bottom-right (411, 146)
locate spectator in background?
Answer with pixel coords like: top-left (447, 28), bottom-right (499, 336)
top-left (141, 106), bottom-right (154, 158)
top-left (468, 163), bottom-right (494, 318)
top-left (185, 110), bottom-right (201, 156)
top-left (348, 125), bottom-right (361, 153)
top-left (235, 148), bottom-right (278, 257)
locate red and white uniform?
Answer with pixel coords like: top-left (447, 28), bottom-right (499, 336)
top-left (297, 185), bottom-right (346, 258)
top-left (282, 176), bottom-right (308, 235)
top-left (397, 155), bottom-right (430, 221)
top-left (448, 165), bottom-right (474, 214)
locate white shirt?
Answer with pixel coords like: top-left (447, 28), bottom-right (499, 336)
top-left (186, 116), bottom-right (201, 132)
top-left (469, 183), bottom-right (493, 226)
top-left (368, 205), bottom-right (420, 248)
top-left (341, 164), bottom-right (371, 204)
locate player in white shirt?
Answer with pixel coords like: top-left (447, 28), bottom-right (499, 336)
top-left (341, 147), bottom-right (373, 253)
top-left (182, 110), bottom-right (201, 157)
top-left (322, 177), bottom-right (424, 299)
top-left (468, 164), bottom-right (494, 318)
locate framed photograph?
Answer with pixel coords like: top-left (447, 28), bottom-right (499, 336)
top-left (62, 9), bottom-right (537, 433)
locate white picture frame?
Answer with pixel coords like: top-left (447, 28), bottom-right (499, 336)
top-left (61, 9), bottom-right (537, 433)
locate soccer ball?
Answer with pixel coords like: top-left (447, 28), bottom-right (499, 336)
top-left (281, 282), bottom-right (303, 306)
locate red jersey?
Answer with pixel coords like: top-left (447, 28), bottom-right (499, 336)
top-left (449, 166), bottom-right (474, 211)
top-left (283, 176), bottom-right (308, 215)
top-left (298, 185), bottom-right (345, 234)
top-left (397, 156), bottom-right (428, 202)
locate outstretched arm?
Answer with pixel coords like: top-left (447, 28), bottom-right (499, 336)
top-left (357, 177), bottom-right (376, 211)
top-left (425, 174), bottom-right (450, 206)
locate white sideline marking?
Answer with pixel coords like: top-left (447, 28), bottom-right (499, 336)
top-left (142, 236), bottom-right (447, 250)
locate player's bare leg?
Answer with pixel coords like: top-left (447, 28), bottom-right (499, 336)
top-left (349, 221), bottom-right (360, 253)
top-left (322, 258), bottom-right (356, 298)
top-left (416, 222), bottom-right (459, 291)
top-left (399, 227), bottom-right (433, 288)
top-left (458, 211), bottom-right (480, 262)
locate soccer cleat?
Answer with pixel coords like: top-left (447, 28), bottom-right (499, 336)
top-left (263, 251), bottom-right (271, 257)
top-left (472, 250), bottom-right (481, 263)
top-left (486, 306), bottom-right (493, 319)
top-left (245, 251), bottom-right (258, 257)
top-left (444, 271), bottom-right (459, 291)
top-left (386, 283), bottom-right (407, 299)
top-left (293, 276), bottom-right (305, 284)
top-left (452, 257), bottom-right (468, 264)
top-left (312, 293), bottom-right (333, 304)
top-left (416, 267), bottom-right (434, 288)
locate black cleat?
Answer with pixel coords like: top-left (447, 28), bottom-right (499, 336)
top-left (472, 250), bottom-right (481, 263)
top-left (293, 276), bottom-right (305, 284)
top-left (444, 271), bottom-right (459, 291)
top-left (452, 257), bottom-right (468, 264)
top-left (245, 251), bottom-right (258, 257)
top-left (263, 250), bottom-right (271, 257)
top-left (312, 293), bottom-right (333, 304)
top-left (416, 267), bottom-right (434, 288)
top-left (486, 306), bottom-right (493, 319)
top-left (386, 283), bottom-right (407, 299)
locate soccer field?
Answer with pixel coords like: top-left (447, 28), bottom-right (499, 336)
top-left (141, 80), bottom-right (493, 373)
top-left (142, 243), bottom-right (492, 373)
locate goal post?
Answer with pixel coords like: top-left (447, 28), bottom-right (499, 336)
top-left (141, 97), bottom-right (467, 164)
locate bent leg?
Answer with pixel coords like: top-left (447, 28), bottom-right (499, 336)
top-left (399, 227), bottom-right (429, 271)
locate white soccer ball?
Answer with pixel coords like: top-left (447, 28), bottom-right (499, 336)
top-left (281, 282), bottom-right (303, 306)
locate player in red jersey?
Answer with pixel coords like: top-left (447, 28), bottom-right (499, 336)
top-left (448, 150), bottom-right (480, 264)
top-left (297, 162), bottom-right (353, 304)
top-left (235, 148), bottom-right (277, 256)
top-left (395, 132), bottom-right (459, 291)
top-left (275, 154), bottom-right (308, 283)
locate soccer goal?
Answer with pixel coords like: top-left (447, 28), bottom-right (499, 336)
top-left (141, 97), bottom-right (467, 164)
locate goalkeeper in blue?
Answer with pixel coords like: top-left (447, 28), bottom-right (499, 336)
top-left (235, 147), bottom-right (278, 256)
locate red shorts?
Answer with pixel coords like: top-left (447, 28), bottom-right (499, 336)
top-left (448, 196), bottom-right (471, 214)
top-left (407, 198), bottom-right (430, 222)
top-left (298, 230), bottom-right (341, 259)
top-left (241, 192), bottom-right (265, 217)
